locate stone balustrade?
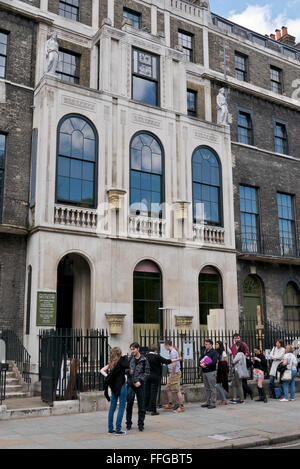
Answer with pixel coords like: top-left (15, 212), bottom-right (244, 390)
top-left (128, 215), bottom-right (167, 239)
top-left (193, 224), bottom-right (225, 245)
top-left (54, 205), bottom-right (97, 230)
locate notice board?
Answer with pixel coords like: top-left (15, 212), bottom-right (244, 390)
top-left (36, 291), bottom-right (57, 326)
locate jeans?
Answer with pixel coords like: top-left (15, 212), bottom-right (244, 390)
top-left (126, 382), bottom-right (146, 429)
top-left (145, 376), bottom-right (160, 412)
top-left (216, 383), bottom-right (226, 401)
top-left (282, 370), bottom-right (297, 400)
top-left (108, 383), bottom-right (127, 432)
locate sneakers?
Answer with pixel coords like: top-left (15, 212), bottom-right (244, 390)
top-left (164, 403), bottom-right (174, 410)
top-left (280, 398), bottom-right (289, 402)
top-left (174, 405), bottom-right (184, 413)
top-left (108, 430), bottom-right (115, 434)
top-left (115, 431), bottom-right (126, 435)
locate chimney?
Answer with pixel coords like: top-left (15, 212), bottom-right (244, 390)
top-left (275, 29), bottom-right (281, 40)
top-left (277, 26), bottom-right (296, 47)
top-left (282, 26), bottom-right (288, 37)
top-left (270, 34), bottom-right (275, 40)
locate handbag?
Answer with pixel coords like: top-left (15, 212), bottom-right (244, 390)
top-left (281, 369), bottom-right (292, 381)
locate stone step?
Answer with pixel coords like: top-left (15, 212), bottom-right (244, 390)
top-left (6, 378), bottom-right (19, 385)
top-left (4, 391), bottom-right (31, 399)
top-left (6, 384), bottom-right (28, 393)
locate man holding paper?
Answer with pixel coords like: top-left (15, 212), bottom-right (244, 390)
top-left (200, 339), bottom-right (219, 409)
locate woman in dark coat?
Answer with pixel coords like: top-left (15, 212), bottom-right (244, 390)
top-left (101, 347), bottom-right (130, 435)
top-left (216, 341), bottom-right (229, 405)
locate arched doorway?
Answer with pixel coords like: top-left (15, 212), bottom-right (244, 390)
top-left (133, 260), bottom-right (162, 341)
top-left (243, 275), bottom-right (264, 323)
top-left (284, 282), bottom-right (300, 332)
top-left (199, 266), bottom-right (223, 328)
top-left (57, 253), bottom-right (91, 330)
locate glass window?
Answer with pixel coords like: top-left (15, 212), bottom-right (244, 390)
top-left (130, 133), bottom-right (163, 218)
top-left (56, 115), bottom-right (97, 207)
top-left (0, 134), bottom-right (6, 222)
top-left (133, 262), bottom-right (162, 327)
top-left (192, 147), bottom-right (221, 226)
top-left (199, 266), bottom-right (223, 325)
top-left (0, 32), bottom-right (8, 79)
top-left (239, 185), bottom-right (259, 253)
top-left (178, 31), bottom-right (194, 62)
top-left (216, 19), bottom-right (232, 33)
top-left (187, 89), bottom-right (197, 117)
top-left (274, 122), bottom-right (288, 154)
top-left (123, 8), bottom-right (140, 29)
top-left (59, 0), bottom-right (79, 21)
top-left (235, 53), bottom-right (247, 81)
top-left (56, 50), bottom-right (80, 84)
top-left (277, 193), bottom-right (296, 257)
top-left (270, 66), bottom-right (282, 94)
top-left (132, 49), bottom-right (159, 107)
top-left (238, 111), bottom-right (253, 145)
top-left (284, 282), bottom-right (300, 331)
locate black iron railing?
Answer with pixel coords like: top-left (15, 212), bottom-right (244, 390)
top-left (39, 329), bottom-right (109, 405)
top-left (236, 232), bottom-right (299, 259)
top-left (0, 363), bottom-right (8, 404)
top-left (0, 330), bottom-right (31, 384)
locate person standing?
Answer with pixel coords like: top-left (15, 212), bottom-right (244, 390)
top-left (126, 342), bottom-right (150, 432)
top-left (252, 346), bottom-right (268, 403)
top-left (294, 341), bottom-right (300, 378)
top-left (230, 343), bottom-right (249, 404)
top-left (269, 339), bottom-right (285, 399)
top-left (163, 340), bottom-right (185, 413)
top-left (101, 347), bottom-right (129, 435)
top-left (280, 345), bottom-right (298, 402)
top-left (200, 339), bottom-right (219, 409)
top-left (215, 341), bottom-right (229, 405)
top-left (225, 333), bottom-right (253, 400)
top-left (145, 344), bottom-right (182, 415)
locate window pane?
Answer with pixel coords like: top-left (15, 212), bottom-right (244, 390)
top-left (57, 176), bottom-right (70, 200)
top-left (132, 76), bottom-right (157, 106)
top-left (70, 178), bottom-right (81, 202)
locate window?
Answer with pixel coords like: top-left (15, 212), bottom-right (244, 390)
top-left (178, 30), bottom-right (194, 62)
top-left (216, 19), bottom-right (232, 34)
top-left (192, 147), bottom-right (221, 226)
top-left (235, 53), bottom-right (247, 81)
top-left (238, 111), bottom-right (253, 145)
top-left (133, 261), bottom-right (162, 330)
top-left (59, 0), bottom-right (79, 21)
top-left (239, 186), bottom-right (259, 253)
top-left (277, 193), bottom-right (296, 257)
top-left (130, 132), bottom-right (163, 218)
top-left (199, 266), bottom-right (223, 325)
top-left (274, 122), bottom-right (288, 154)
top-left (284, 282), bottom-right (300, 331)
top-left (0, 32), bottom-right (8, 79)
top-left (56, 50), bottom-right (80, 84)
top-left (270, 66), bottom-right (282, 94)
top-left (123, 8), bottom-right (140, 29)
top-left (0, 134), bottom-right (6, 222)
top-left (132, 49), bottom-right (159, 107)
top-left (56, 115), bottom-right (97, 207)
top-left (187, 89), bottom-right (197, 117)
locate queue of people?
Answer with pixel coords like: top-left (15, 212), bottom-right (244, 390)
top-left (101, 336), bottom-right (299, 435)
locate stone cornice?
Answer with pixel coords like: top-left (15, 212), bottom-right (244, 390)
top-left (0, 1), bottom-right (53, 25)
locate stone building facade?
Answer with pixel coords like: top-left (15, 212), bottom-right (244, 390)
top-left (1, 0), bottom-right (300, 372)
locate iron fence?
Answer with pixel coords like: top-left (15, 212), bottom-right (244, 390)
top-left (39, 329), bottom-right (109, 405)
top-left (0, 363), bottom-right (8, 404)
top-left (0, 330), bottom-right (31, 384)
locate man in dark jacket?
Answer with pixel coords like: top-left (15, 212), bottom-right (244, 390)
top-left (145, 344), bottom-right (181, 415)
top-left (200, 339), bottom-right (219, 409)
top-left (126, 342), bottom-right (150, 432)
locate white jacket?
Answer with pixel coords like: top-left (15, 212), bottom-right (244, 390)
top-left (269, 347), bottom-right (285, 377)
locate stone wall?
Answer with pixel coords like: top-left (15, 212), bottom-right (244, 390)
top-left (48, 0), bottom-right (93, 26)
top-left (114, 0), bottom-right (151, 31)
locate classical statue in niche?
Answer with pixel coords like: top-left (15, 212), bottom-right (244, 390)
top-left (217, 88), bottom-right (229, 125)
top-left (45, 32), bottom-right (59, 75)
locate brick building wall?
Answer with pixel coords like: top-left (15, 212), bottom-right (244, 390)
top-left (114, 0), bottom-right (151, 31)
top-left (48, 0), bottom-right (93, 26)
top-left (20, 0), bottom-right (40, 7)
top-left (170, 17), bottom-right (204, 65)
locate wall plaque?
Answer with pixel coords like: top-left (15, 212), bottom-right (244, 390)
top-left (36, 291), bottom-right (57, 326)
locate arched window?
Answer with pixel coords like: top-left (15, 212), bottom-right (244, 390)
top-left (243, 275), bottom-right (264, 323)
top-left (130, 132), bottom-right (164, 218)
top-left (199, 266), bottom-right (223, 325)
top-left (192, 146), bottom-right (221, 226)
top-left (133, 260), bottom-right (162, 333)
top-left (284, 282), bottom-right (300, 331)
top-left (56, 115), bottom-right (97, 208)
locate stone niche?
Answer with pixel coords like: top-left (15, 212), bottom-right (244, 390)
top-left (105, 313), bottom-right (126, 335)
top-left (174, 314), bottom-right (194, 334)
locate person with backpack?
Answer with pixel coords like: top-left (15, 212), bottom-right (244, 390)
top-left (145, 344), bottom-right (182, 415)
top-left (101, 347), bottom-right (130, 435)
top-left (252, 346), bottom-right (268, 403)
top-left (230, 342), bottom-right (249, 404)
top-left (125, 342), bottom-right (150, 432)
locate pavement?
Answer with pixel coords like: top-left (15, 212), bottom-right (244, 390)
top-left (1, 394), bottom-right (300, 449)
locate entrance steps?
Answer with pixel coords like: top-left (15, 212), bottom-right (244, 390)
top-left (4, 361), bottom-right (30, 399)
